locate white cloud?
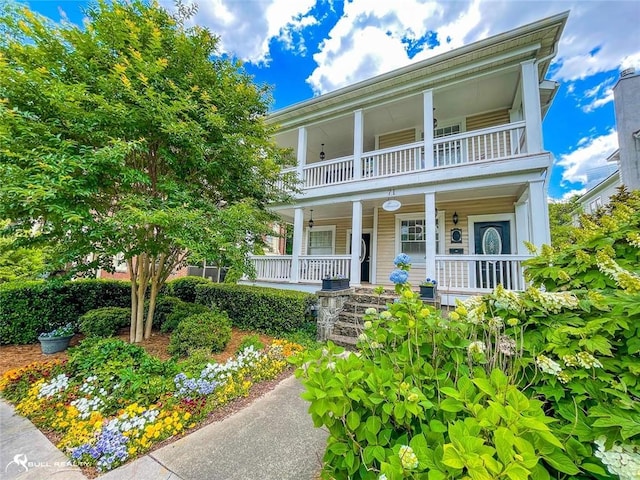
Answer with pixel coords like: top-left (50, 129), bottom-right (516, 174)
top-left (304, 0), bottom-right (640, 95)
top-left (163, 0), bottom-right (317, 63)
top-left (580, 76), bottom-right (615, 113)
top-left (556, 130), bottom-right (618, 185)
top-left (161, 1), bottom-right (639, 91)
top-left (550, 188), bottom-right (586, 202)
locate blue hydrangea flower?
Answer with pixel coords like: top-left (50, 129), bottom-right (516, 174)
top-left (393, 253), bottom-right (411, 267)
top-left (389, 269), bottom-right (409, 284)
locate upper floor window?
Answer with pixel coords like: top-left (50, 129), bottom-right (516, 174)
top-left (434, 124), bottom-right (461, 138)
top-left (589, 197), bottom-right (603, 213)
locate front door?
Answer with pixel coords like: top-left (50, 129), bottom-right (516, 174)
top-left (474, 221), bottom-right (511, 289)
top-left (349, 233), bottom-right (371, 283)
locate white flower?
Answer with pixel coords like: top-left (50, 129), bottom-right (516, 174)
top-left (363, 321), bottom-right (372, 329)
top-left (398, 445), bottom-right (419, 470)
top-left (594, 437), bottom-right (640, 480)
top-left (365, 307), bottom-right (377, 315)
top-left (38, 374), bottom-right (69, 398)
top-left (536, 355), bottom-right (563, 376)
top-left (380, 311), bottom-right (392, 319)
top-left (379, 475), bottom-right (388, 480)
top-left (467, 341), bottom-right (485, 355)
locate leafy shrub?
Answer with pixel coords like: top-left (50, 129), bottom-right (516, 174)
top-left (160, 301), bottom-right (210, 333)
top-left (0, 279), bottom-right (129, 344)
top-left (79, 307), bottom-right (130, 338)
top-left (236, 334), bottom-right (264, 353)
top-left (294, 269), bottom-right (573, 479)
top-left (195, 284), bottom-right (315, 335)
top-left (168, 311), bottom-right (232, 357)
top-left (146, 295), bottom-right (184, 330)
top-left (165, 276), bottom-right (212, 303)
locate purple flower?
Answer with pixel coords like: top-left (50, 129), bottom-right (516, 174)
top-left (71, 427), bottom-right (129, 472)
top-left (389, 269), bottom-right (409, 284)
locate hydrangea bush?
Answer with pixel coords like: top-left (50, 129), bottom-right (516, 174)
top-left (294, 255), bottom-right (575, 479)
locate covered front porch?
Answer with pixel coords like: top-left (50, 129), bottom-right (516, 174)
top-left (247, 181), bottom-right (547, 301)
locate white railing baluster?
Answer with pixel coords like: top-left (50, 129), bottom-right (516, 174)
top-left (435, 254), bottom-right (530, 292)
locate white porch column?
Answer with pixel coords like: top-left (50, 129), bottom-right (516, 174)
top-left (296, 127), bottom-right (307, 184)
top-left (423, 90), bottom-right (434, 167)
top-left (514, 196), bottom-right (530, 254)
top-left (424, 192), bottom-right (436, 278)
top-left (350, 200), bottom-right (363, 286)
top-left (290, 208), bottom-right (304, 283)
top-left (528, 180), bottom-right (550, 249)
top-left (353, 109), bottom-right (363, 180)
top-left (521, 60), bottom-right (542, 154)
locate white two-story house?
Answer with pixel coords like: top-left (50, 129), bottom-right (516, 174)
top-left (249, 12), bottom-right (568, 304)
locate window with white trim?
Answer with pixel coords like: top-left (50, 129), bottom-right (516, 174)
top-left (307, 226), bottom-right (335, 255)
top-left (395, 213), bottom-right (443, 263)
top-left (589, 197), bottom-right (603, 213)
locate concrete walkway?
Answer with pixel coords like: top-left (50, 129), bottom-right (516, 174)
top-left (1, 376), bottom-right (328, 480)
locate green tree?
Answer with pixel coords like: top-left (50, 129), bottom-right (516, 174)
top-left (0, 1), bottom-right (295, 342)
top-left (548, 195), bottom-right (580, 247)
top-left (0, 221), bottom-right (47, 282)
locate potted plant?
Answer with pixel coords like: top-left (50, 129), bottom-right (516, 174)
top-left (322, 274), bottom-right (350, 291)
top-left (419, 278), bottom-right (438, 300)
top-left (38, 323), bottom-right (75, 354)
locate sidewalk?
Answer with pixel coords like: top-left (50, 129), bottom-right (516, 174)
top-left (1, 375), bottom-right (328, 480)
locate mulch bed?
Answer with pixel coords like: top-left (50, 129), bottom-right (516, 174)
top-left (0, 327), bottom-right (275, 375)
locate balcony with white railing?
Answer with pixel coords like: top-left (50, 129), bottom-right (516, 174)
top-left (282, 121), bottom-right (527, 190)
top-left (435, 254), bottom-right (530, 292)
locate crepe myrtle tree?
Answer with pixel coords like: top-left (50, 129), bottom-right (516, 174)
top-left (0, 0), bottom-right (296, 342)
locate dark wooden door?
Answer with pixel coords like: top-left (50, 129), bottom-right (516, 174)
top-left (474, 221), bottom-right (510, 288)
top-left (349, 233), bottom-right (371, 282)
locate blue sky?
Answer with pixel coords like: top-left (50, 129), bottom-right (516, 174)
top-left (24, 0), bottom-right (640, 201)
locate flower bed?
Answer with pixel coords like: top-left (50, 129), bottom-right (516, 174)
top-left (0, 338), bottom-right (303, 473)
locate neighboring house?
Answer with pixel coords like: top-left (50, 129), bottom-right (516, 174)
top-left (575, 67), bottom-right (640, 217)
top-left (575, 150), bottom-right (621, 219)
top-left (246, 12), bottom-right (569, 303)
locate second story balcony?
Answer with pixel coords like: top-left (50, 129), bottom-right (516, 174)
top-left (284, 120), bottom-right (527, 190)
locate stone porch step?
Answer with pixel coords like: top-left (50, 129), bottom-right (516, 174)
top-left (332, 320), bottom-right (363, 337)
top-left (328, 333), bottom-right (357, 350)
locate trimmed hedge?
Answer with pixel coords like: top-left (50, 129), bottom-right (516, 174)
top-left (165, 276), bottom-right (213, 303)
top-left (194, 284), bottom-right (315, 335)
top-left (0, 279), bottom-right (130, 345)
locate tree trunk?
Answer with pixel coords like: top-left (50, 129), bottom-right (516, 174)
top-left (128, 258), bottom-right (137, 343)
top-left (145, 278), bottom-right (159, 339)
top-left (134, 254), bottom-right (150, 343)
